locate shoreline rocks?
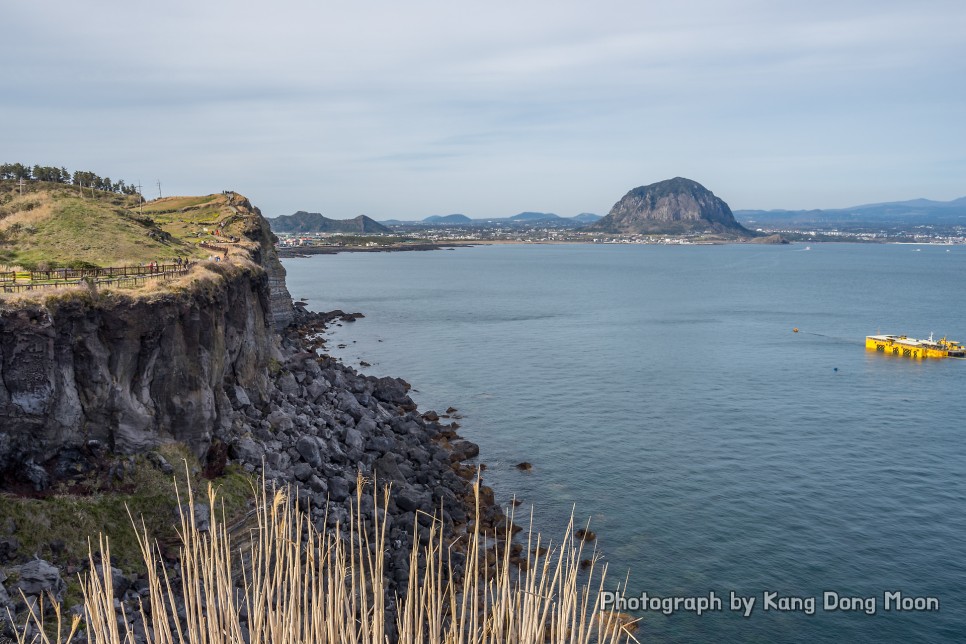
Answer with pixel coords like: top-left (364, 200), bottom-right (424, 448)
top-left (0, 305), bottom-right (517, 640)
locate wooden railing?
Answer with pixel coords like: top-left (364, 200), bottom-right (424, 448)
top-left (199, 241), bottom-right (229, 254)
top-left (25, 263), bottom-right (186, 282)
top-left (0, 266), bottom-right (193, 294)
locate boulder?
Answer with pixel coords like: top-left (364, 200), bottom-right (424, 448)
top-left (372, 377), bottom-right (412, 405)
top-left (327, 476), bottom-right (351, 502)
top-left (448, 439), bottom-right (480, 462)
top-left (13, 560), bottom-right (66, 602)
top-left (295, 436), bottom-right (323, 468)
top-left (231, 385), bottom-right (252, 409)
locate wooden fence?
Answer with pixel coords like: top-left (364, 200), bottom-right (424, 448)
top-left (24, 263), bottom-right (185, 282)
top-left (199, 241), bottom-right (229, 254)
top-left (0, 266), bottom-right (192, 294)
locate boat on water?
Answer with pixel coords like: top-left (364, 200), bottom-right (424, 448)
top-left (866, 334), bottom-right (966, 359)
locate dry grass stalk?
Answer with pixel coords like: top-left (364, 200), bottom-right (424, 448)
top-left (12, 473), bottom-right (638, 643)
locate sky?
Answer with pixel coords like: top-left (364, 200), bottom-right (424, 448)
top-left (3, 0), bottom-right (965, 219)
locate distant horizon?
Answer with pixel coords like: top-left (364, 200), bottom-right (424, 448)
top-left (264, 192), bottom-right (966, 223)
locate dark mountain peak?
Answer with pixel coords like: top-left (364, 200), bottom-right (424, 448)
top-left (587, 177), bottom-right (751, 237)
top-left (269, 211), bottom-right (391, 234)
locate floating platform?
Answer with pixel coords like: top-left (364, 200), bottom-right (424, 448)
top-left (866, 334), bottom-right (965, 359)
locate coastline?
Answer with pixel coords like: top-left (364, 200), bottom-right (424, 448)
top-left (277, 242), bottom-right (477, 257)
top-left (275, 237), bottom-right (803, 258)
top-left (0, 302), bottom-right (515, 633)
top-left (0, 194), bottom-right (520, 635)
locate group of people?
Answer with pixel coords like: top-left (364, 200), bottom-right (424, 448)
top-left (138, 257), bottom-right (191, 273)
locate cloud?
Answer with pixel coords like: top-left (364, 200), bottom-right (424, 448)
top-left (3, 0), bottom-right (965, 214)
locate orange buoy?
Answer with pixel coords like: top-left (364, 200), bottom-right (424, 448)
top-left (793, 328), bottom-right (799, 333)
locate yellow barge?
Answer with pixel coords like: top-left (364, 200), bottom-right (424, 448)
top-left (866, 334), bottom-right (965, 359)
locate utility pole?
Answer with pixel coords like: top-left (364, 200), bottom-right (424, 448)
top-left (157, 180), bottom-right (162, 199)
top-left (18, 178), bottom-right (25, 196)
top-left (137, 181), bottom-right (143, 215)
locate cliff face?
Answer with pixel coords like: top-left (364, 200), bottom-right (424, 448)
top-left (235, 196), bottom-right (294, 328)
top-left (0, 194), bottom-right (293, 482)
top-left (588, 177), bottom-right (751, 236)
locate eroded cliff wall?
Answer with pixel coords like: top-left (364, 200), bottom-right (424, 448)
top-left (0, 194), bottom-right (294, 484)
top-left (0, 263), bottom-right (280, 478)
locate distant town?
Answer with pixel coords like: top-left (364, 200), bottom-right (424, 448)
top-left (271, 186), bottom-right (966, 252)
top-left (275, 219), bottom-right (966, 253)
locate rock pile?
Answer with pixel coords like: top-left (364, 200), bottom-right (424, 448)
top-left (0, 307), bottom-right (513, 641)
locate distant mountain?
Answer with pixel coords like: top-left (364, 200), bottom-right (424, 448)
top-left (735, 196), bottom-right (966, 227)
top-left (509, 212), bottom-right (562, 222)
top-left (269, 211), bottom-right (392, 234)
top-left (586, 177), bottom-right (752, 237)
top-left (423, 214), bottom-right (472, 224)
top-left (571, 213), bottom-right (602, 223)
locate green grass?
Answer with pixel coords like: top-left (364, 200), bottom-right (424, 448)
top-left (0, 443), bottom-right (255, 572)
top-left (138, 195), bottom-right (220, 213)
top-left (0, 182), bottom-right (252, 270)
top-left (0, 194), bottom-right (195, 269)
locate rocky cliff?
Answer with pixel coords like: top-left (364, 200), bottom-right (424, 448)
top-left (587, 177), bottom-right (752, 236)
top-left (0, 196), bottom-right (291, 484)
top-left (0, 187), bottom-right (505, 639)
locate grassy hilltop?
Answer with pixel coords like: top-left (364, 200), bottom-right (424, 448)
top-left (0, 179), bottom-right (252, 270)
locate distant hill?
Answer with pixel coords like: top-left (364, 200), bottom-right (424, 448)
top-left (509, 212), bottom-right (562, 222)
top-left (571, 213), bottom-right (602, 223)
top-left (586, 177), bottom-right (752, 237)
top-left (735, 196), bottom-right (966, 227)
top-left (269, 211), bottom-right (392, 234)
top-left (423, 214), bottom-right (472, 224)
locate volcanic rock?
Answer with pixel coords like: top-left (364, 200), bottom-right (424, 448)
top-left (587, 177), bottom-right (751, 236)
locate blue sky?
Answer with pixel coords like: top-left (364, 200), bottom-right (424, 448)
top-left (3, 0), bottom-right (964, 219)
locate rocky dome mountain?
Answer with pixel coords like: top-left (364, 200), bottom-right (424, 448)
top-left (269, 211), bottom-right (391, 234)
top-left (587, 177), bottom-right (752, 236)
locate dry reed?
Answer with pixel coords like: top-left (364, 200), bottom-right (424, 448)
top-left (10, 473), bottom-right (639, 643)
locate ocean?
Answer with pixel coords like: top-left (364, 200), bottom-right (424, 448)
top-left (283, 243), bottom-right (966, 643)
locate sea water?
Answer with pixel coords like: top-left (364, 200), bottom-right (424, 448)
top-left (283, 243), bottom-right (966, 643)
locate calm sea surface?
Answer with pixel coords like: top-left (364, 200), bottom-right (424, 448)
top-left (283, 243), bottom-right (966, 643)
